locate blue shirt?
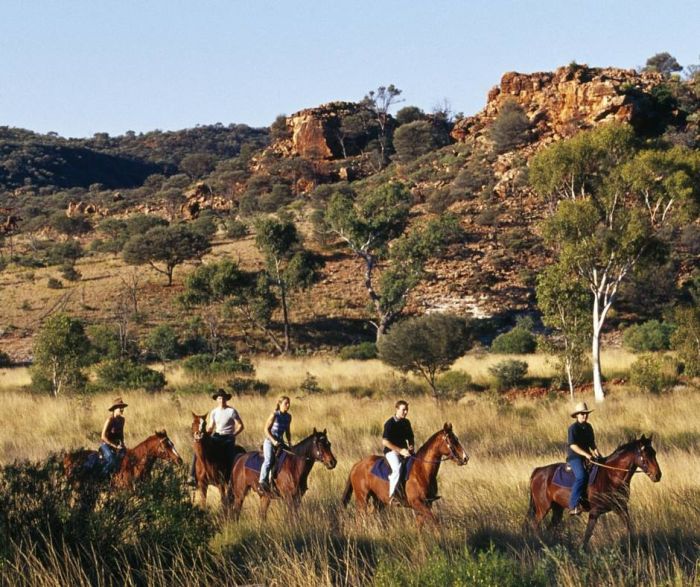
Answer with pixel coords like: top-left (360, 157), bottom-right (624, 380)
top-left (270, 410), bottom-right (291, 441)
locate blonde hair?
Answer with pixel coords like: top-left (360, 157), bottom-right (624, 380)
top-left (276, 395), bottom-right (291, 410)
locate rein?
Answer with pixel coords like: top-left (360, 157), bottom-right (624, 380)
top-left (408, 454), bottom-right (451, 465)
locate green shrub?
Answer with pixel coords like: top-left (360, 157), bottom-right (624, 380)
top-left (228, 378), bottom-right (270, 396)
top-left (489, 359), bottom-right (528, 390)
top-left (0, 351), bottom-right (12, 367)
top-left (339, 342), bottom-right (378, 361)
top-left (0, 459), bottom-right (213, 583)
top-left (59, 264), bottom-right (82, 281)
top-left (670, 306), bottom-right (700, 376)
top-left (435, 370), bottom-right (474, 400)
top-left (225, 219), bottom-right (249, 239)
top-left (491, 326), bottom-right (536, 354)
top-left (300, 372), bottom-right (323, 394)
top-left (47, 277), bottom-right (63, 289)
top-left (489, 98), bottom-right (531, 153)
top-left (629, 354), bottom-right (680, 394)
top-left (181, 353), bottom-right (254, 377)
top-left (623, 320), bottom-right (674, 352)
top-left (95, 359), bottom-right (166, 392)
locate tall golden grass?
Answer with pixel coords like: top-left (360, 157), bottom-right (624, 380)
top-left (1, 352), bottom-right (698, 585)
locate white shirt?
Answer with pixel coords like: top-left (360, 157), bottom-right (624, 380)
top-left (210, 406), bottom-right (240, 436)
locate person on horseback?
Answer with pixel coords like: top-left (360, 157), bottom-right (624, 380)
top-left (382, 400), bottom-right (415, 505)
top-left (258, 395), bottom-right (292, 493)
top-left (188, 388), bottom-right (244, 485)
top-left (567, 401), bottom-right (601, 515)
top-left (100, 397), bottom-right (128, 475)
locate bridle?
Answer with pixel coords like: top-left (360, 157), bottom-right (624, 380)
top-left (409, 431), bottom-right (466, 465)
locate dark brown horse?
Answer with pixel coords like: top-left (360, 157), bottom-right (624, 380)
top-left (230, 429), bottom-right (337, 520)
top-left (341, 422), bottom-right (469, 525)
top-left (190, 412), bottom-right (246, 509)
top-left (63, 430), bottom-right (183, 489)
top-left (527, 434), bottom-right (661, 547)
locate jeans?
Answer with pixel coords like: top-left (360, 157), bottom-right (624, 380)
top-left (385, 451), bottom-right (402, 497)
top-left (259, 439), bottom-right (276, 483)
top-left (100, 443), bottom-right (119, 475)
top-left (568, 457), bottom-right (588, 509)
top-left (190, 435), bottom-right (237, 480)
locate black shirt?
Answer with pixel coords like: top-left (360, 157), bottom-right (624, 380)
top-left (382, 417), bottom-right (414, 454)
top-left (567, 421), bottom-right (596, 460)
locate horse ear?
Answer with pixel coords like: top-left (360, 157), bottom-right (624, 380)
top-left (313, 427), bottom-right (317, 434)
top-left (323, 428), bottom-right (327, 435)
top-left (640, 433), bottom-right (647, 442)
top-left (443, 422), bottom-right (450, 431)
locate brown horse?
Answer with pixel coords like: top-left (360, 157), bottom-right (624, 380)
top-left (527, 434), bottom-right (661, 547)
top-left (63, 430), bottom-right (183, 489)
top-left (231, 428), bottom-right (337, 520)
top-left (341, 422), bottom-right (469, 525)
top-left (190, 412), bottom-right (246, 509)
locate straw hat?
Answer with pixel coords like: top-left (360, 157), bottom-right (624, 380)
top-left (570, 401), bottom-right (593, 418)
top-left (108, 397), bottom-right (128, 412)
top-left (212, 388), bottom-right (232, 401)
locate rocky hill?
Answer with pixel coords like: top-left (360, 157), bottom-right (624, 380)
top-left (0, 64), bottom-right (697, 360)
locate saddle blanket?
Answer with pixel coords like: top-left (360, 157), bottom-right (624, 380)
top-left (244, 451), bottom-right (288, 474)
top-left (552, 462), bottom-right (600, 488)
top-left (370, 456), bottom-right (415, 482)
top-left (83, 451), bottom-right (102, 474)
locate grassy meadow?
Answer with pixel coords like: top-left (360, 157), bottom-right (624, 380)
top-left (0, 353), bottom-right (699, 586)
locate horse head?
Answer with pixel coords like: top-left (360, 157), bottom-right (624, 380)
top-left (154, 429), bottom-right (183, 464)
top-left (191, 412), bottom-right (207, 441)
top-left (635, 434), bottom-right (661, 482)
top-left (311, 428), bottom-right (337, 470)
top-left (440, 422), bottom-right (469, 466)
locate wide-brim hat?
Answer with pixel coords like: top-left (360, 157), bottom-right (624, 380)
top-left (212, 388), bottom-right (232, 401)
top-left (570, 401), bottom-right (593, 418)
top-left (108, 397), bottom-right (128, 412)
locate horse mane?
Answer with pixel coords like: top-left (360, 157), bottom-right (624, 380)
top-left (292, 430), bottom-right (322, 450)
top-left (415, 428), bottom-right (443, 457)
top-left (609, 437), bottom-right (641, 458)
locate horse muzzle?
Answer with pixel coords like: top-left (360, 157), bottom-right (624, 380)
top-left (325, 458), bottom-right (337, 470)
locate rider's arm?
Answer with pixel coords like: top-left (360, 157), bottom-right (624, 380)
top-left (382, 438), bottom-right (410, 457)
top-left (233, 415), bottom-right (244, 437)
top-left (264, 412), bottom-right (278, 444)
top-left (284, 416), bottom-right (291, 445)
top-left (569, 443), bottom-right (594, 459)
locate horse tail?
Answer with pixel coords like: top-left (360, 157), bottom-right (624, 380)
top-left (526, 467), bottom-right (541, 522)
top-left (341, 475), bottom-right (353, 507)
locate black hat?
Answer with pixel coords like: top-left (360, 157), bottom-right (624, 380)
top-left (212, 388), bottom-right (232, 401)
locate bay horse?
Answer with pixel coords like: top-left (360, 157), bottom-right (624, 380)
top-left (190, 412), bottom-right (246, 510)
top-left (230, 428), bottom-right (337, 520)
top-left (63, 430), bottom-right (183, 489)
top-left (527, 434), bottom-right (661, 547)
top-left (341, 422), bottom-right (469, 525)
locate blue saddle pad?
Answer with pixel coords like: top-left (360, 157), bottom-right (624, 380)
top-left (552, 462), bottom-right (599, 488)
top-left (370, 456), bottom-right (414, 482)
top-left (244, 451), bottom-right (287, 474)
top-left (83, 452), bottom-right (102, 474)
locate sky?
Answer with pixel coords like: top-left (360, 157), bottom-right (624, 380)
top-left (1, 0), bottom-right (699, 138)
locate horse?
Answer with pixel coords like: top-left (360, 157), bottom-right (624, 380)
top-left (341, 422), bottom-right (469, 526)
top-left (190, 412), bottom-right (246, 510)
top-left (230, 428), bottom-right (337, 520)
top-left (63, 430), bottom-right (183, 489)
top-left (527, 434), bottom-right (661, 547)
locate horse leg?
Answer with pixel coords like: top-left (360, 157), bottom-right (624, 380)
top-left (548, 503), bottom-right (564, 532)
top-left (582, 512), bottom-right (600, 549)
top-left (231, 484), bottom-right (250, 522)
top-left (259, 494), bottom-right (272, 521)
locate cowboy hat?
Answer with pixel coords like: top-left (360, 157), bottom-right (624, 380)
top-left (570, 401), bottom-right (593, 418)
top-left (212, 388), bottom-right (232, 401)
top-left (108, 397), bottom-right (128, 412)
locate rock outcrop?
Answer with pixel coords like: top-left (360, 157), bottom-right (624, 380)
top-left (452, 65), bottom-right (666, 141)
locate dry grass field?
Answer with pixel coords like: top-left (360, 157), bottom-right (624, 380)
top-left (0, 352), bottom-right (698, 585)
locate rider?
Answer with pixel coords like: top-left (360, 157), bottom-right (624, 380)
top-left (188, 388), bottom-right (244, 485)
top-left (100, 397), bottom-right (128, 475)
top-left (259, 395), bottom-right (292, 493)
top-left (567, 401), bottom-right (602, 515)
top-left (382, 399), bottom-right (415, 505)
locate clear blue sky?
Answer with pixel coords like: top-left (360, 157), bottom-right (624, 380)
top-left (2, 0), bottom-right (698, 138)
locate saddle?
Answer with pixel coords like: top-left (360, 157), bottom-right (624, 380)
top-left (370, 456), bottom-right (415, 483)
top-left (244, 449), bottom-right (288, 477)
top-left (552, 461), bottom-right (600, 489)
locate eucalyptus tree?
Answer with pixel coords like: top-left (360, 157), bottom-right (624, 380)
top-left (531, 122), bottom-right (700, 401)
